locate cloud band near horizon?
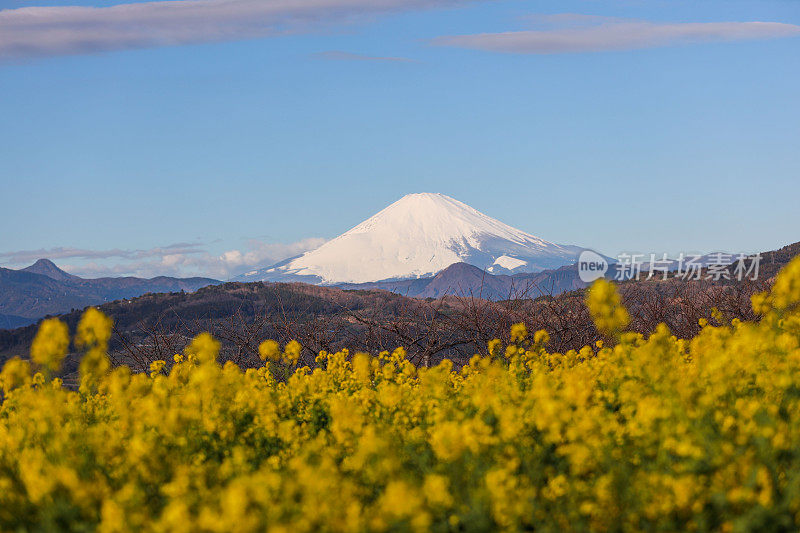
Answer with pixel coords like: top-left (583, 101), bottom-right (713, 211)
top-left (434, 20), bottom-right (800, 54)
top-left (0, 0), bottom-right (466, 61)
top-left (0, 238), bottom-right (327, 279)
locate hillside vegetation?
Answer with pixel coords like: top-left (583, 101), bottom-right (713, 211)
top-left (2, 257), bottom-right (800, 531)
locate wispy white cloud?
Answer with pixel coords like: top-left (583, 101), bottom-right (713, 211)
top-left (0, 0), bottom-right (471, 61)
top-left (313, 50), bottom-right (415, 62)
top-left (434, 16), bottom-right (800, 54)
top-left (1, 238), bottom-right (326, 279)
top-left (0, 243), bottom-right (206, 264)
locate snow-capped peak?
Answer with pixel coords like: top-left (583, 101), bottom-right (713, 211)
top-left (345, 193), bottom-right (550, 247)
top-left (240, 193), bottom-right (586, 284)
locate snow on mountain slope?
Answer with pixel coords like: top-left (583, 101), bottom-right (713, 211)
top-left (238, 193), bottom-right (586, 284)
top-left (489, 255), bottom-right (528, 272)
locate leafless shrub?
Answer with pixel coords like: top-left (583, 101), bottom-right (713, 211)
top-left (60, 274), bottom-right (777, 374)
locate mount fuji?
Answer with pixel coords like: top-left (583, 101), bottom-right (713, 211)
top-left (237, 193), bottom-right (592, 285)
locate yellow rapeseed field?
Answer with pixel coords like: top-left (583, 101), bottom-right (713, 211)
top-left (3, 258), bottom-right (800, 532)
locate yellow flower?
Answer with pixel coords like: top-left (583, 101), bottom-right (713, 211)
top-left (380, 480), bottom-right (425, 522)
top-left (76, 307), bottom-right (113, 352)
top-left (510, 323), bottom-right (528, 343)
top-left (751, 291), bottom-right (770, 315)
top-left (533, 329), bottom-right (550, 346)
top-left (769, 256), bottom-right (800, 312)
top-left (487, 338), bottom-right (502, 357)
top-left (30, 317), bottom-right (69, 373)
top-left (586, 279), bottom-right (630, 336)
top-left (352, 352), bottom-right (372, 382)
top-left (0, 357), bottom-right (31, 392)
top-left (423, 474), bottom-right (453, 508)
top-left (258, 339), bottom-right (280, 361)
top-left (283, 340), bottom-right (302, 365)
top-left (149, 360), bottom-right (166, 377)
top-left (184, 332), bottom-right (220, 365)
top-left (76, 308), bottom-right (113, 393)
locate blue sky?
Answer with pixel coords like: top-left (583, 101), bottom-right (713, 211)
top-left (0, 0), bottom-right (798, 279)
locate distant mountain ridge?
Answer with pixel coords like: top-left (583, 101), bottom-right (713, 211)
top-left (337, 262), bottom-right (590, 300)
top-left (237, 193), bottom-right (597, 284)
top-left (22, 258), bottom-right (81, 281)
top-left (334, 248), bottom-right (779, 300)
top-left (0, 259), bottom-right (219, 328)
